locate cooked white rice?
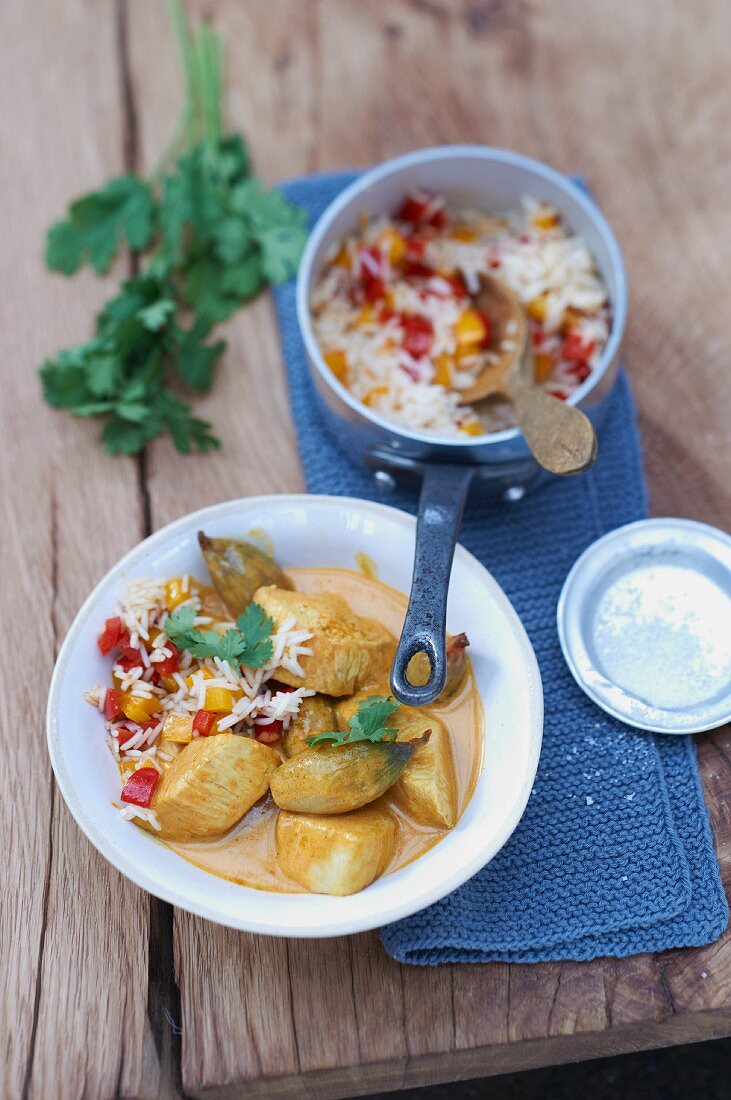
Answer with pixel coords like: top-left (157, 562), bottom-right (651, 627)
top-left (311, 193), bottom-right (610, 438)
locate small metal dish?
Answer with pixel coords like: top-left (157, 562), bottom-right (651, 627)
top-left (557, 518), bottom-right (731, 734)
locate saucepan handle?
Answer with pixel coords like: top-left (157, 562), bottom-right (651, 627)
top-left (390, 465), bottom-right (475, 707)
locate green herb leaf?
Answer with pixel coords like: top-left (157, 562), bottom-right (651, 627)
top-left (234, 603), bottom-right (275, 668)
top-left (165, 600), bottom-right (274, 668)
top-left (46, 175), bottom-right (155, 274)
top-left (175, 325), bottom-right (227, 391)
top-left (307, 695), bottom-right (401, 747)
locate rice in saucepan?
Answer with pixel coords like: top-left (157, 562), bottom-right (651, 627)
top-left (311, 191), bottom-right (610, 438)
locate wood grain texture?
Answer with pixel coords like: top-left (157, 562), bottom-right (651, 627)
top-left (0, 3), bottom-right (160, 1098)
top-left (2, 0), bottom-right (730, 1097)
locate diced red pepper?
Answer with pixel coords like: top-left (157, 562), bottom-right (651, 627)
top-left (362, 276), bottom-right (386, 304)
top-left (138, 718), bottom-right (161, 732)
top-left (405, 234), bottom-right (426, 256)
top-left (117, 719), bottom-right (159, 749)
top-left (117, 631), bottom-right (142, 660)
top-left (377, 305), bottom-right (397, 323)
top-left (254, 719), bottom-right (284, 744)
top-left (530, 322), bottom-right (544, 347)
top-left (156, 642), bottom-right (179, 678)
top-left (396, 191), bottom-right (447, 229)
top-left (445, 272), bottom-right (468, 298)
top-left (356, 247), bottom-right (386, 303)
top-left (561, 331), bottom-right (595, 362)
top-left (104, 688), bottom-right (122, 721)
top-left (554, 390), bottom-right (570, 401)
top-left (193, 709), bottom-right (217, 736)
top-left (98, 616), bottom-right (123, 656)
top-left (117, 656), bottom-right (143, 673)
top-left (120, 767), bottom-right (159, 808)
top-left (400, 314), bottom-right (433, 359)
top-left (269, 681), bottom-right (297, 694)
top-left (117, 726), bottom-right (137, 748)
top-left (568, 361), bottom-right (592, 383)
top-left (402, 259), bottom-right (434, 279)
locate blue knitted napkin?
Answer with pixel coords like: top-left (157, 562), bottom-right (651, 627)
top-left (273, 171), bottom-right (728, 963)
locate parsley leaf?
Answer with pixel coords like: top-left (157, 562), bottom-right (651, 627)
top-left (46, 175), bottom-right (155, 275)
top-left (39, 0), bottom-right (308, 456)
top-left (165, 600), bottom-right (274, 668)
top-left (234, 603), bottom-right (275, 668)
top-left (307, 695), bottom-right (401, 747)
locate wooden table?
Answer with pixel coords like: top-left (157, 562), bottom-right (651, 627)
top-left (4, 1), bottom-right (731, 1097)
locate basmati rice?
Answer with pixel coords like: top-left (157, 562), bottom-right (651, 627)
top-left (311, 191), bottom-right (610, 438)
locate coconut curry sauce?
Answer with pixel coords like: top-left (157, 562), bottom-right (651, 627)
top-left (166, 567), bottom-right (485, 892)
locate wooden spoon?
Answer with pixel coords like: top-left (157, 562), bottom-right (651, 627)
top-left (458, 274), bottom-right (598, 476)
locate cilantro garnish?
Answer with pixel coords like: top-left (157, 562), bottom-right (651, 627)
top-left (165, 601), bottom-right (274, 669)
top-left (40, 0), bottom-right (307, 456)
top-left (307, 695), bottom-right (401, 747)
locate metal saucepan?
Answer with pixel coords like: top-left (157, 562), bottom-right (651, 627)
top-left (296, 146), bottom-right (628, 706)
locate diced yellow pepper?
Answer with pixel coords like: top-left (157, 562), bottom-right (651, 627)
top-left (526, 295), bottom-right (548, 323)
top-left (119, 692), bottom-right (162, 724)
top-left (165, 577), bottom-right (195, 612)
top-left (161, 714), bottom-right (194, 744)
top-left (460, 420), bottom-right (484, 437)
top-left (532, 207), bottom-right (559, 230)
top-left (534, 352), bottom-right (555, 383)
top-left (363, 386), bottom-right (389, 408)
top-left (454, 308), bottom-right (488, 350)
top-left (433, 354), bottom-right (454, 388)
top-left (450, 225), bottom-right (478, 243)
top-left (159, 675), bottom-right (179, 693)
top-left (331, 246), bottom-right (350, 269)
top-left (184, 668), bottom-right (214, 689)
top-left (324, 348), bottom-right (348, 383)
top-left (378, 227), bottom-right (407, 265)
top-left (356, 305), bottom-right (376, 325)
top-left (560, 307), bottom-right (583, 336)
top-left (204, 687), bottom-right (238, 714)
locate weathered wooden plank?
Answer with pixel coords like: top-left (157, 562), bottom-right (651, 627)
top-left (0, 1), bottom-right (157, 1097)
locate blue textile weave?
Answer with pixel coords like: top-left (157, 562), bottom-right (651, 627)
top-left (273, 171), bottom-right (728, 964)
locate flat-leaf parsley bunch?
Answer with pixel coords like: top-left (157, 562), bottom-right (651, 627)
top-left (40, 0), bottom-right (308, 455)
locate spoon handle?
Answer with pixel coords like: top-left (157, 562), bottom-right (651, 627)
top-left (507, 354), bottom-right (598, 476)
top-left (390, 464), bottom-right (475, 707)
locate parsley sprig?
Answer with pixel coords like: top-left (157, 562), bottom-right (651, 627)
top-left (165, 601), bottom-right (274, 669)
top-left (40, 0), bottom-right (308, 455)
top-left (307, 695), bottom-right (401, 747)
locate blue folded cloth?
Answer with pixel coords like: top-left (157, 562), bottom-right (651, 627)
top-left (273, 170), bottom-right (728, 964)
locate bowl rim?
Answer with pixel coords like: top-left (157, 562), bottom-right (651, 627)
top-left (47, 493), bottom-right (544, 936)
top-left (296, 143), bottom-right (628, 448)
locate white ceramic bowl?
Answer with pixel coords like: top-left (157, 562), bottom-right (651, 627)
top-left (47, 496), bottom-right (543, 936)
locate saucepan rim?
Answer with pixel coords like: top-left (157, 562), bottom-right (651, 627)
top-left (295, 143), bottom-right (628, 449)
